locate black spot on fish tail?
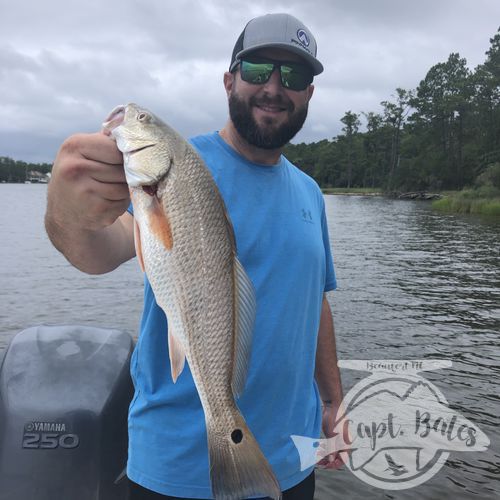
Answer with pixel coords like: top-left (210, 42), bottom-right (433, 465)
top-left (231, 429), bottom-right (243, 444)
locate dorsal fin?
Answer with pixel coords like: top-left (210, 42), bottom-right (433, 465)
top-left (231, 257), bottom-right (257, 398)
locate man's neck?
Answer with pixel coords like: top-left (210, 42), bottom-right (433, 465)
top-left (218, 121), bottom-right (282, 166)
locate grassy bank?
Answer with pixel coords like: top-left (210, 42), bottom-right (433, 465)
top-left (322, 187), bottom-right (382, 195)
top-left (432, 186), bottom-right (500, 216)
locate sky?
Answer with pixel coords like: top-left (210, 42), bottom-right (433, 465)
top-left (0, 0), bottom-right (499, 163)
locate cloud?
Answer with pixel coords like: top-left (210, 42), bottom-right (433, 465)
top-left (0, 0), bottom-right (498, 162)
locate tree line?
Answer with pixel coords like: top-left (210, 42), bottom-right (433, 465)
top-left (284, 28), bottom-right (500, 192)
top-left (1, 29), bottom-right (498, 191)
top-left (0, 157), bottom-right (51, 183)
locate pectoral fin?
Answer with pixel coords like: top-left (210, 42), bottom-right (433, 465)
top-left (133, 219), bottom-right (145, 273)
top-left (147, 195), bottom-right (173, 250)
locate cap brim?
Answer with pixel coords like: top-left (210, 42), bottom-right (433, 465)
top-left (232, 43), bottom-right (324, 75)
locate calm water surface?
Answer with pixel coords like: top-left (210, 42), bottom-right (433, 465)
top-left (0, 184), bottom-right (499, 499)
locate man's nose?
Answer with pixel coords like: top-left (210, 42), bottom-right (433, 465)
top-left (262, 67), bottom-right (284, 94)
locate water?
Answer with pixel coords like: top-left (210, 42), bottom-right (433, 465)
top-left (0, 184), bottom-right (143, 351)
top-left (1, 184), bottom-right (499, 499)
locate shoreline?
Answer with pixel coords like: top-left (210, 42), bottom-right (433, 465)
top-left (322, 188), bottom-right (383, 196)
top-left (321, 189), bottom-right (442, 200)
top-left (323, 191), bottom-right (383, 196)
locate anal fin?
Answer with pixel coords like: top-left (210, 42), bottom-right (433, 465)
top-left (168, 326), bottom-right (186, 383)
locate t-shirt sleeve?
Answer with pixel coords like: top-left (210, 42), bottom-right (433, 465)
top-left (321, 201), bottom-right (337, 291)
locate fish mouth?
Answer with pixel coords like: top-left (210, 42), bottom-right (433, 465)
top-left (127, 144), bottom-right (156, 155)
top-left (102, 105), bottom-right (126, 133)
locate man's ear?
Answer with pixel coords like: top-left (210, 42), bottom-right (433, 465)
top-left (307, 84), bottom-right (315, 102)
top-left (223, 71), bottom-right (235, 97)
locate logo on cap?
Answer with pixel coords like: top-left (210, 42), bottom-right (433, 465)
top-left (296, 29), bottom-right (310, 47)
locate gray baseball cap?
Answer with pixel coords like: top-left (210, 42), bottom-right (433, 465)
top-left (229, 13), bottom-right (324, 75)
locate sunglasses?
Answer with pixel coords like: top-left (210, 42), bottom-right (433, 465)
top-left (238, 57), bottom-right (314, 91)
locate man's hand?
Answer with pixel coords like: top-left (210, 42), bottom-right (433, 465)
top-left (316, 402), bottom-right (347, 470)
top-left (47, 132), bottom-right (129, 232)
top-left (45, 132), bottom-right (135, 274)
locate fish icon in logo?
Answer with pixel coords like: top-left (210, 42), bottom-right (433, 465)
top-left (291, 360), bottom-right (490, 490)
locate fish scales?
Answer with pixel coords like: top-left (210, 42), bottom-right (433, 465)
top-left (104, 103), bottom-right (281, 500)
top-left (131, 156), bottom-right (238, 423)
top-left (137, 146), bottom-right (236, 413)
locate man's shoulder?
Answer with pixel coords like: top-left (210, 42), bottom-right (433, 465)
top-left (188, 132), bottom-right (236, 170)
top-left (282, 154), bottom-right (322, 195)
top-left (189, 132), bottom-right (219, 153)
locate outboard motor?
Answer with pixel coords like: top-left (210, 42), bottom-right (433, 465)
top-left (0, 325), bottom-right (134, 500)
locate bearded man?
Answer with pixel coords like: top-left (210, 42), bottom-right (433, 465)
top-left (45, 13), bottom-right (344, 500)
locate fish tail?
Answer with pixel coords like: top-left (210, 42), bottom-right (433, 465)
top-left (207, 413), bottom-right (281, 500)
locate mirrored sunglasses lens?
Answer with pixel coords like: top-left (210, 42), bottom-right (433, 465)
top-left (280, 64), bottom-right (312, 91)
top-left (240, 61), bottom-right (274, 84)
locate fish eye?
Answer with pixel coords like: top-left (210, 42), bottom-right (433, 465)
top-left (137, 112), bottom-right (149, 122)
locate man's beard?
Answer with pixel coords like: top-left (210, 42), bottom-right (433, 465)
top-left (228, 91), bottom-right (309, 150)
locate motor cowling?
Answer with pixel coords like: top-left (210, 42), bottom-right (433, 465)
top-left (0, 325), bottom-right (134, 500)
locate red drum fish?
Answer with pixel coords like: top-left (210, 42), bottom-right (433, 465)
top-left (103, 103), bottom-right (281, 500)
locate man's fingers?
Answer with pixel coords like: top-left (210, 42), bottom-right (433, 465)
top-left (82, 177), bottom-right (130, 205)
top-left (331, 455), bottom-right (344, 469)
top-left (316, 452), bottom-right (345, 470)
top-left (82, 192), bottom-right (131, 229)
top-left (96, 181), bottom-right (130, 202)
top-left (62, 132), bottom-right (123, 165)
top-left (58, 154), bottom-right (127, 185)
top-left (88, 166), bottom-right (128, 185)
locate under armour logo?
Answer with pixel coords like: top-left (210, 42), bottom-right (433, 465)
top-left (301, 209), bottom-right (313, 223)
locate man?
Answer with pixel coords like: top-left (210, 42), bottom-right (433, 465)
top-left (45, 13), bottom-right (344, 500)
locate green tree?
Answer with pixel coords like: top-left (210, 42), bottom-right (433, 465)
top-left (412, 53), bottom-right (473, 187)
top-left (340, 111), bottom-right (361, 188)
top-left (381, 88), bottom-right (413, 189)
top-left (362, 112), bottom-right (390, 188)
top-left (472, 28), bottom-right (500, 165)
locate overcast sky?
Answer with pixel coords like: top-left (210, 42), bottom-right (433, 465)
top-left (1, 0), bottom-right (499, 163)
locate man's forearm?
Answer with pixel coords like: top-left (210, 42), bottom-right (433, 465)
top-left (315, 295), bottom-right (343, 406)
top-left (45, 212), bottom-right (135, 275)
top-left (44, 131), bottom-right (134, 274)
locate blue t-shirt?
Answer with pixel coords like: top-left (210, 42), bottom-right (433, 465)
top-left (127, 132), bottom-right (336, 498)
